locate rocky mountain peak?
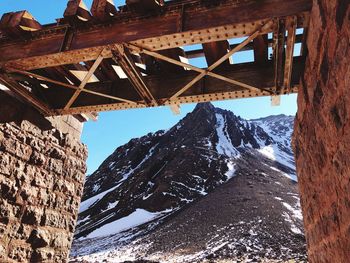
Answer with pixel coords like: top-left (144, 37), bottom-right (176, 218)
top-left (193, 102), bottom-right (215, 111)
top-left (71, 104), bottom-right (305, 262)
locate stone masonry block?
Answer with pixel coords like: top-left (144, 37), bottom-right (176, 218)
top-left (26, 135), bottom-right (46, 153)
top-left (31, 247), bottom-right (55, 262)
top-left (0, 174), bottom-right (19, 202)
top-left (2, 137), bottom-right (32, 161)
top-left (46, 158), bottom-right (63, 175)
top-left (8, 243), bottom-right (32, 262)
top-left (22, 206), bottom-right (43, 226)
top-left (0, 152), bottom-right (16, 176)
top-left (0, 199), bottom-right (21, 219)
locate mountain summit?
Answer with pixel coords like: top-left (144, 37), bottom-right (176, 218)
top-left (71, 103), bottom-right (305, 262)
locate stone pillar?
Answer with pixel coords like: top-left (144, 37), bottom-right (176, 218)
top-left (293, 0), bottom-right (349, 262)
top-left (0, 92), bottom-right (87, 262)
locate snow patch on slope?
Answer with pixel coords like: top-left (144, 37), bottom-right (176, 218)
top-left (79, 184), bottom-right (120, 213)
top-left (215, 113), bottom-right (240, 157)
top-left (83, 209), bottom-right (171, 239)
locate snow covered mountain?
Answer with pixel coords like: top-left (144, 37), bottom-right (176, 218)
top-left (70, 103), bottom-right (306, 262)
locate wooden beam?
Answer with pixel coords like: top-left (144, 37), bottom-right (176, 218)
top-left (283, 16), bottom-right (297, 93)
top-left (159, 48), bottom-right (187, 73)
top-left (112, 44), bottom-right (157, 106)
top-left (126, 0), bottom-right (165, 12)
top-left (273, 19), bottom-right (285, 93)
top-left (0, 11), bottom-right (42, 38)
top-left (203, 41), bottom-right (231, 68)
top-left (0, 0), bottom-right (311, 70)
top-left (0, 74), bottom-right (52, 115)
top-left (64, 0), bottom-right (92, 23)
top-left (91, 0), bottom-right (118, 21)
top-left (253, 34), bottom-right (268, 64)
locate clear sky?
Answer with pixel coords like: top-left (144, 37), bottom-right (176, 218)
top-left (0, 1), bottom-right (298, 174)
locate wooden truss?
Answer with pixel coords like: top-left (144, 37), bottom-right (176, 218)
top-left (0, 0), bottom-right (312, 116)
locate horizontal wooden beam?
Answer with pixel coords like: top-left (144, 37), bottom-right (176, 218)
top-left (126, 0), bottom-right (165, 13)
top-left (64, 0), bottom-right (92, 23)
top-left (91, 0), bottom-right (118, 21)
top-left (0, 11), bottom-right (42, 38)
top-left (0, 0), bottom-right (311, 70)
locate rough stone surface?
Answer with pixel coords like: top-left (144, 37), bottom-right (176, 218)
top-left (293, 0), bottom-right (350, 262)
top-left (0, 94), bottom-right (87, 262)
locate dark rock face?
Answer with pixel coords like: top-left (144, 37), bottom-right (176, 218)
top-left (75, 103), bottom-right (283, 237)
top-left (293, 1), bottom-right (350, 262)
top-left (72, 103), bottom-right (305, 262)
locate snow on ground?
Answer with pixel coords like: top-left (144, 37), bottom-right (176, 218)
top-left (249, 117), bottom-right (297, 181)
top-left (269, 166), bottom-right (298, 182)
top-left (79, 184), bottom-right (121, 213)
top-left (81, 143), bottom-right (161, 213)
top-left (282, 202), bottom-right (303, 220)
top-left (225, 161), bottom-right (237, 181)
top-left (258, 144), bottom-right (295, 171)
top-left (282, 212), bottom-right (302, 234)
top-left (215, 113), bottom-right (240, 157)
top-left (84, 209), bottom-right (170, 239)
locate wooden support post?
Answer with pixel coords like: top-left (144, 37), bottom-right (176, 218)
top-left (0, 11), bottom-right (42, 38)
top-left (91, 0), bottom-right (118, 21)
top-left (126, 0), bottom-right (164, 13)
top-left (112, 44), bottom-right (158, 106)
top-left (253, 34), bottom-right (268, 64)
top-left (283, 16), bottom-right (297, 93)
top-left (273, 19), bottom-right (285, 93)
top-left (203, 41), bottom-right (231, 69)
top-left (64, 0), bottom-right (92, 23)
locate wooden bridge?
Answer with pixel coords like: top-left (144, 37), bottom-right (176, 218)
top-left (0, 0), bottom-right (312, 116)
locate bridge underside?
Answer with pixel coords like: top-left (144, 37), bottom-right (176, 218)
top-left (1, 1), bottom-right (350, 262)
top-left (0, 0), bottom-right (311, 116)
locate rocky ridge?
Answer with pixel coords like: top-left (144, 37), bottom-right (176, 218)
top-left (70, 103), bottom-right (306, 262)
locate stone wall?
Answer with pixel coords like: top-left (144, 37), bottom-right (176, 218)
top-left (293, 0), bottom-right (349, 262)
top-left (0, 92), bottom-right (87, 262)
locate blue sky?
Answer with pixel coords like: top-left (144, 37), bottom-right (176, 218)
top-left (0, 1), bottom-right (298, 174)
